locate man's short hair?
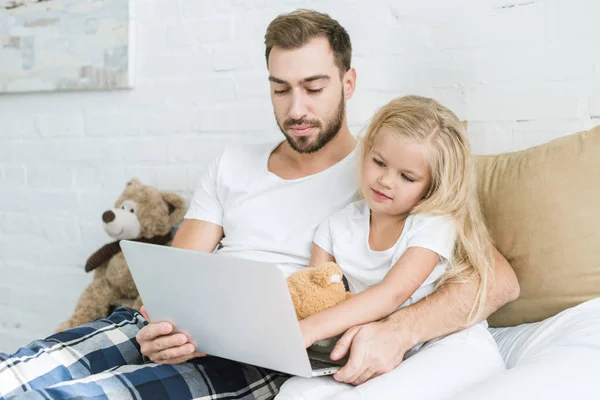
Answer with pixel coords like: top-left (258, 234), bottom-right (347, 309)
top-left (264, 9), bottom-right (352, 75)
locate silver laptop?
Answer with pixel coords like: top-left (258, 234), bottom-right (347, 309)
top-left (120, 240), bottom-right (347, 377)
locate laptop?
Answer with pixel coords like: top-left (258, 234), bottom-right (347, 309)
top-left (120, 240), bottom-right (347, 377)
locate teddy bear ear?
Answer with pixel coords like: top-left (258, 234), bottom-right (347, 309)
top-left (166, 202), bottom-right (176, 215)
top-left (160, 192), bottom-right (187, 224)
top-left (310, 263), bottom-right (343, 287)
top-left (126, 178), bottom-right (142, 187)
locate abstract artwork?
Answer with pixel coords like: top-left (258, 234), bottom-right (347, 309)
top-left (0, 0), bottom-right (134, 93)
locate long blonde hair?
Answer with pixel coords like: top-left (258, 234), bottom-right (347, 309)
top-left (360, 95), bottom-right (494, 324)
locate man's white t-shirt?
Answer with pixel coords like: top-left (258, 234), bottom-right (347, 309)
top-left (185, 141), bottom-right (360, 277)
top-left (314, 200), bottom-right (457, 308)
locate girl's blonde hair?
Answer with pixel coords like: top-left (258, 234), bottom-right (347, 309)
top-left (360, 95), bottom-right (494, 324)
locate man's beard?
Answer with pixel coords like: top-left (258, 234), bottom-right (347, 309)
top-left (277, 90), bottom-right (345, 154)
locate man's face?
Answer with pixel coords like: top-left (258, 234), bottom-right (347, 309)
top-left (268, 37), bottom-right (349, 154)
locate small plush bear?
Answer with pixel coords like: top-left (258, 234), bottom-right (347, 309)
top-left (286, 262), bottom-right (353, 352)
top-left (286, 262), bottom-right (353, 320)
top-left (56, 178), bottom-right (186, 332)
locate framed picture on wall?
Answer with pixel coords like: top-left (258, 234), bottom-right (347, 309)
top-left (0, 0), bottom-right (135, 93)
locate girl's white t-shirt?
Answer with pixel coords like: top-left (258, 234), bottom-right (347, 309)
top-left (314, 200), bottom-right (457, 308)
top-left (185, 141), bottom-right (360, 277)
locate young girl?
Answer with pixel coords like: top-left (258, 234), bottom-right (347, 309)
top-left (299, 95), bottom-right (495, 351)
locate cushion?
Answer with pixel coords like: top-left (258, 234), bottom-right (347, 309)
top-left (476, 125), bottom-right (600, 327)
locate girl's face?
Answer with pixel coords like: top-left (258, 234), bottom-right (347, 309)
top-left (361, 127), bottom-right (432, 218)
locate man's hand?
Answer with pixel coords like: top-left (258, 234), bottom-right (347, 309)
top-left (330, 320), bottom-right (413, 386)
top-left (137, 306), bottom-right (207, 364)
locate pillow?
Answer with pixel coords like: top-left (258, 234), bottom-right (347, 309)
top-left (476, 125), bottom-right (600, 327)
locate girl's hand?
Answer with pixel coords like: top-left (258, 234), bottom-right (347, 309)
top-left (299, 318), bottom-right (317, 349)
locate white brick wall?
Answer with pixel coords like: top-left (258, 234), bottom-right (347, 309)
top-left (1, 0), bottom-right (599, 352)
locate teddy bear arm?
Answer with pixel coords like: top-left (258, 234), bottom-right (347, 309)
top-left (106, 252), bottom-right (138, 299)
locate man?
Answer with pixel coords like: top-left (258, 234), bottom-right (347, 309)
top-left (0, 10), bottom-right (519, 400)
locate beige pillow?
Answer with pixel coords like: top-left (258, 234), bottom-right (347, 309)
top-left (476, 125), bottom-right (600, 327)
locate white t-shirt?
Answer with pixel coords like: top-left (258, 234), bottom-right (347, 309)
top-left (314, 200), bottom-right (457, 308)
top-left (185, 141), bottom-right (360, 277)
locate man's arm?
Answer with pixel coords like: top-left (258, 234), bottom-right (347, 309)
top-left (331, 247), bottom-right (519, 385)
top-left (389, 246), bottom-right (520, 345)
top-left (171, 219), bottom-right (224, 252)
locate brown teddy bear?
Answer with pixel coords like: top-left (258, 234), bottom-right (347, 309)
top-left (287, 262), bottom-right (353, 320)
top-left (56, 178), bottom-right (186, 332)
top-left (287, 262), bottom-right (353, 353)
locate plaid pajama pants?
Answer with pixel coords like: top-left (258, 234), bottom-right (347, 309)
top-left (0, 307), bottom-right (289, 400)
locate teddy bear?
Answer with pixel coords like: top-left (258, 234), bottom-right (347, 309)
top-left (287, 262), bottom-right (353, 320)
top-left (286, 262), bottom-right (353, 352)
top-left (56, 178), bottom-right (186, 332)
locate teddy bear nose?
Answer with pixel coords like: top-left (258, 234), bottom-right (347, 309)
top-left (102, 210), bottom-right (115, 223)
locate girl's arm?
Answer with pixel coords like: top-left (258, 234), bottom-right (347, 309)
top-left (300, 246), bottom-right (440, 346)
top-left (308, 243), bottom-right (335, 267)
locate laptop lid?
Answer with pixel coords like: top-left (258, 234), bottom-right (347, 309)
top-left (120, 240), bottom-right (314, 377)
